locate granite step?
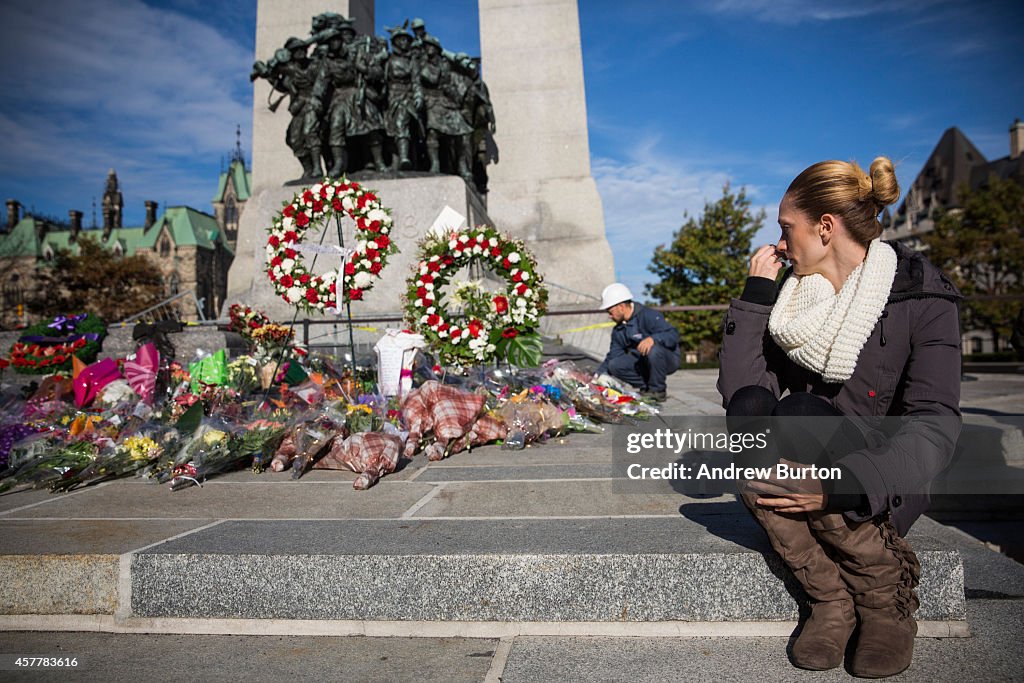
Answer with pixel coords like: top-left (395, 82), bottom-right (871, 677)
top-left (1, 516), bottom-right (967, 635)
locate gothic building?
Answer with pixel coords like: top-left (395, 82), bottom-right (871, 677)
top-left (882, 118), bottom-right (1024, 248)
top-left (881, 118), bottom-right (1024, 355)
top-left (1, 156), bottom-right (251, 327)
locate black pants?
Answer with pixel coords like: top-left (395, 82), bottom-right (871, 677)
top-left (725, 385), bottom-right (866, 471)
top-left (604, 345), bottom-right (680, 393)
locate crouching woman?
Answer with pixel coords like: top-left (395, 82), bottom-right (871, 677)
top-left (718, 157), bottom-right (962, 678)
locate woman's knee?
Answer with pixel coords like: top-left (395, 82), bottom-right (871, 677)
top-left (726, 385), bottom-right (777, 417)
top-left (774, 392), bottom-right (841, 417)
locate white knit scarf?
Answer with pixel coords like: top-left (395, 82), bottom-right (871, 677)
top-left (768, 239), bottom-right (897, 383)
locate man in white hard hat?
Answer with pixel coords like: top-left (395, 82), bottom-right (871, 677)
top-left (595, 283), bottom-right (680, 402)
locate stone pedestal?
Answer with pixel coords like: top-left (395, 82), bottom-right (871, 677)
top-left (226, 175), bottom-right (491, 321)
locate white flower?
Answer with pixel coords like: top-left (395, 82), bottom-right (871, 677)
top-left (281, 259), bottom-right (295, 272)
top-left (367, 240), bottom-right (378, 250)
top-left (523, 288), bottom-right (532, 297)
top-left (430, 255), bottom-right (441, 262)
top-left (367, 208), bottom-right (387, 223)
top-left (353, 271), bottom-right (372, 288)
top-left (287, 287), bottom-right (303, 302)
top-left (517, 298), bottom-right (527, 308)
top-left (476, 233), bottom-right (486, 242)
top-left (360, 259), bottom-right (371, 269)
top-left (281, 216), bottom-right (294, 230)
top-left (448, 239), bottom-right (457, 249)
top-left (265, 245), bottom-right (276, 258)
top-left (420, 265), bottom-right (429, 275)
top-left (342, 196), bottom-right (355, 211)
top-left (489, 237), bottom-right (498, 247)
top-left (520, 272), bottom-right (530, 282)
top-left (508, 252), bottom-right (521, 263)
top-left (420, 315), bottom-right (429, 324)
top-left (311, 183), bottom-right (323, 195)
top-left (458, 235), bottom-right (469, 243)
top-left (324, 185), bottom-right (336, 198)
top-left (424, 282), bottom-right (434, 290)
top-left (473, 245), bottom-right (483, 254)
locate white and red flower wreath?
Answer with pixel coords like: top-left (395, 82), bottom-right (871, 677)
top-left (404, 225), bottom-right (548, 365)
top-left (265, 179), bottom-right (397, 313)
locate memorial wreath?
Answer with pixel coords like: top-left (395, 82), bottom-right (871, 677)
top-left (9, 313), bottom-right (107, 375)
top-left (266, 179), bottom-right (397, 313)
top-left (405, 226), bottom-right (548, 366)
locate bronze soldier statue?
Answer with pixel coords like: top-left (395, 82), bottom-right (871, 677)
top-left (383, 25), bottom-right (423, 171)
top-left (251, 37), bottom-right (323, 181)
top-left (311, 20), bottom-right (363, 177)
top-left (417, 35), bottom-right (474, 179)
top-left (253, 12), bottom-right (498, 185)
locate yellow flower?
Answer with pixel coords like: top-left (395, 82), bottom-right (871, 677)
top-left (124, 435), bottom-right (160, 461)
top-left (347, 404), bottom-right (373, 415)
top-left (202, 429), bottom-right (227, 446)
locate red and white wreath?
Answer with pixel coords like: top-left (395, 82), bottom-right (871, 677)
top-left (265, 179), bottom-right (397, 313)
top-left (404, 225), bottom-right (548, 366)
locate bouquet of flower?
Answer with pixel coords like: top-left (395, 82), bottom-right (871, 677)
top-left (0, 423), bottom-right (42, 472)
top-left (269, 407), bottom-right (345, 478)
top-left (9, 313), bottom-right (107, 375)
top-left (49, 432), bottom-right (165, 492)
top-left (227, 304), bottom-right (274, 346)
top-left (0, 438), bottom-right (99, 494)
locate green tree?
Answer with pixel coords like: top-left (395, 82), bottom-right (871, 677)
top-left (26, 235), bottom-right (166, 322)
top-left (647, 184), bottom-right (765, 358)
top-left (922, 175), bottom-right (1024, 350)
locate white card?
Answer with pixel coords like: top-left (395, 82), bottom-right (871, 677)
top-left (428, 205), bottom-right (466, 238)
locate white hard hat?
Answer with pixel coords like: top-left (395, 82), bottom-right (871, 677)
top-left (600, 282), bottom-right (633, 310)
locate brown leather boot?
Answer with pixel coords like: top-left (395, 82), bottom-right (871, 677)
top-left (812, 517), bottom-right (921, 678)
top-left (742, 492), bottom-right (856, 670)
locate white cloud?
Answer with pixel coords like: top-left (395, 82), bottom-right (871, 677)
top-left (0, 0), bottom-right (252, 221)
top-left (592, 140), bottom-right (732, 300)
top-left (700, 0), bottom-right (953, 24)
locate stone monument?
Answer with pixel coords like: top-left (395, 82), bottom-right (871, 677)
top-left (227, 0), bottom-right (615, 358)
top-left (478, 0), bottom-right (615, 298)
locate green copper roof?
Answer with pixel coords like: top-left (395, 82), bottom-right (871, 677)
top-left (0, 205), bottom-right (230, 260)
top-left (139, 206), bottom-right (233, 255)
top-left (0, 216), bottom-right (41, 258)
top-left (213, 159), bottom-right (252, 202)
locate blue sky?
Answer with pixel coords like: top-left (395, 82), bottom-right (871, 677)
top-left (1, 0), bottom-right (1021, 301)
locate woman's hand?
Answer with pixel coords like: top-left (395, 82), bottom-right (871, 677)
top-left (745, 458), bottom-right (827, 513)
top-left (749, 244), bottom-right (786, 280)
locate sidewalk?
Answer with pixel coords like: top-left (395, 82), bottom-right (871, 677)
top-left (0, 370), bottom-right (1021, 681)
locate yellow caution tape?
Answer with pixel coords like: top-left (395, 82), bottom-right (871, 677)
top-left (557, 325), bottom-right (610, 337)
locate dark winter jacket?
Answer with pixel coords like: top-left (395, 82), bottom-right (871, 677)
top-left (596, 303), bottom-right (680, 375)
top-left (717, 242), bottom-right (962, 534)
